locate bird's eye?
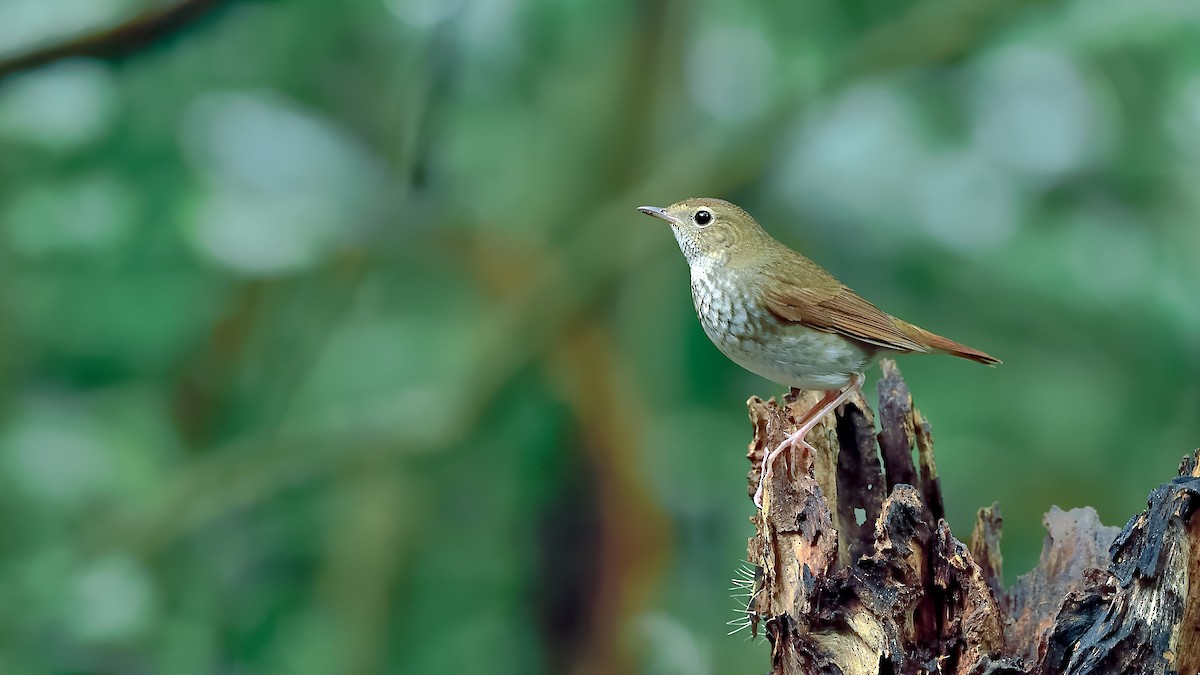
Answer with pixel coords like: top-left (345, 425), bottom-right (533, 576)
top-left (694, 209), bottom-right (713, 226)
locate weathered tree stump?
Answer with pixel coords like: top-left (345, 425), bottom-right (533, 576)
top-left (742, 359), bottom-right (1200, 675)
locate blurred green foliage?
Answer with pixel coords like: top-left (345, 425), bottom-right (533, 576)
top-left (0, 0), bottom-right (1197, 672)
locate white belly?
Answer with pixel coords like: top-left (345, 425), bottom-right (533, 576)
top-left (719, 328), bottom-right (869, 390)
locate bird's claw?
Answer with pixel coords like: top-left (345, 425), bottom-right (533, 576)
top-left (753, 434), bottom-right (817, 509)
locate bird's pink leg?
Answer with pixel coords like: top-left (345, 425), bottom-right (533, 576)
top-left (753, 373), bottom-right (864, 509)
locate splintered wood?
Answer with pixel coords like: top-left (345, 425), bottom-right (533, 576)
top-left (743, 359), bottom-right (1200, 675)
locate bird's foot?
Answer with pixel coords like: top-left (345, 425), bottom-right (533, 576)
top-left (752, 375), bottom-right (864, 510)
top-left (753, 431), bottom-right (818, 509)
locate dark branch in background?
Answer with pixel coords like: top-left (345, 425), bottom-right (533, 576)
top-left (0, 0), bottom-right (234, 82)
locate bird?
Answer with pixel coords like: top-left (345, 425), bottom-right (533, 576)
top-left (637, 198), bottom-right (999, 508)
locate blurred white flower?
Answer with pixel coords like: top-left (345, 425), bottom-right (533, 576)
top-left (775, 82), bottom-right (927, 227)
top-left (969, 46), bottom-right (1106, 181)
top-left (69, 554), bottom-right (156, 643)
top-left (459, 0), bottom-right (521, 53)
top-left (185, 185), bottom-right (345, 275)
top-left (179, 90), bottom-right (385, 276)
top-left (0, 60), bottom-right (118, 149)
top-left (1, 401), bottom-right (114, 507)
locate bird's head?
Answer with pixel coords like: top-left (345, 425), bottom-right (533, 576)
top-left (637, 198), bottom-right (764, 266)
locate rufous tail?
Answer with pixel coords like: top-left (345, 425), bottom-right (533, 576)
top-left (895, 320), bottom-right (1001, 365)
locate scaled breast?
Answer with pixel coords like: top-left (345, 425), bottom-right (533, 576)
top-left (690, 266), bottom-right (764, 352)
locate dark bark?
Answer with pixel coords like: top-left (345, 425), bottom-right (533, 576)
top-left (745, 359), bottom-right (1200, 675)
top-left (0, 0), bottom-right (234, 82)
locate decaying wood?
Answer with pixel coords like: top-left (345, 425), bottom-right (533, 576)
top-left (743, 359), bottom-right (1200, 675)
top-left (1006, 507), bottom-right (1119, 663)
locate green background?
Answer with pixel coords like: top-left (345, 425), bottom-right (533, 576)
top-left (0, 0), bottom-right (1196, 672)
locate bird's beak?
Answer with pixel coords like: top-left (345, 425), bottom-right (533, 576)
top-left (637, 205), bottom-right (677, 225)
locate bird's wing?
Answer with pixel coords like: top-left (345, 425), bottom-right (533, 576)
top-left (759, 273), bottom-right (928, 353)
